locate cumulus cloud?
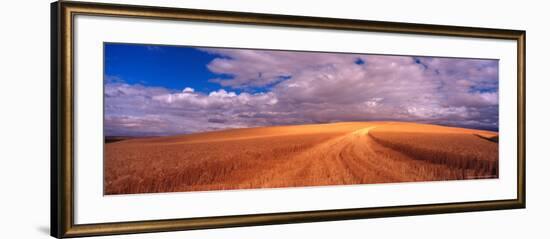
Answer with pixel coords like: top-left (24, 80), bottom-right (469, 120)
top-left (105, 48), bottom-right (498, 136)
top-left (104, 82), bottom-right (281, 135)
top-left (182, 87), bottom-right (195, 93)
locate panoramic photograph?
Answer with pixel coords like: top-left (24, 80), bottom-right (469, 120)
top-left (103, 43), bottom-right (499, 195)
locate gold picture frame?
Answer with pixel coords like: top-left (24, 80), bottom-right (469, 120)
top-left (51, 1), bottom-right (526, 238)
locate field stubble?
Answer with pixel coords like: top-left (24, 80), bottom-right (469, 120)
top-left (104, 122), bottom-right (498, 195)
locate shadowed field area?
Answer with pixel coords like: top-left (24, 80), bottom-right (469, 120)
top-left (104, 122), bottom-right (498, 195)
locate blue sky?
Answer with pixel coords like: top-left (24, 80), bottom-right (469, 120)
top-left (104, 43), bottom-right (499, 136)
top-left (105, 43), bottom-right (222, 92)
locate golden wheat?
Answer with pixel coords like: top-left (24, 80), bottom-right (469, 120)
top-left (104, 122), bottom-right (498, 195)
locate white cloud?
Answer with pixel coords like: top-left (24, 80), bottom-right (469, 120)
top-left (182, 87), bottom-right (195, 93)
top-left (105, 49), bottom-right (499, 135)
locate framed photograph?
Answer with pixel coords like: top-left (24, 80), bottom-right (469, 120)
top-left (51, 1), bottom-right (526, 238)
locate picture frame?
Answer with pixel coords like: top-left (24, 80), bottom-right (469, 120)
top-left (51, 1), bottom-right (526, 238)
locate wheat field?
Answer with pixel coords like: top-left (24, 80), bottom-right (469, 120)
top-left (104, 122), bottom-right (498, 195)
